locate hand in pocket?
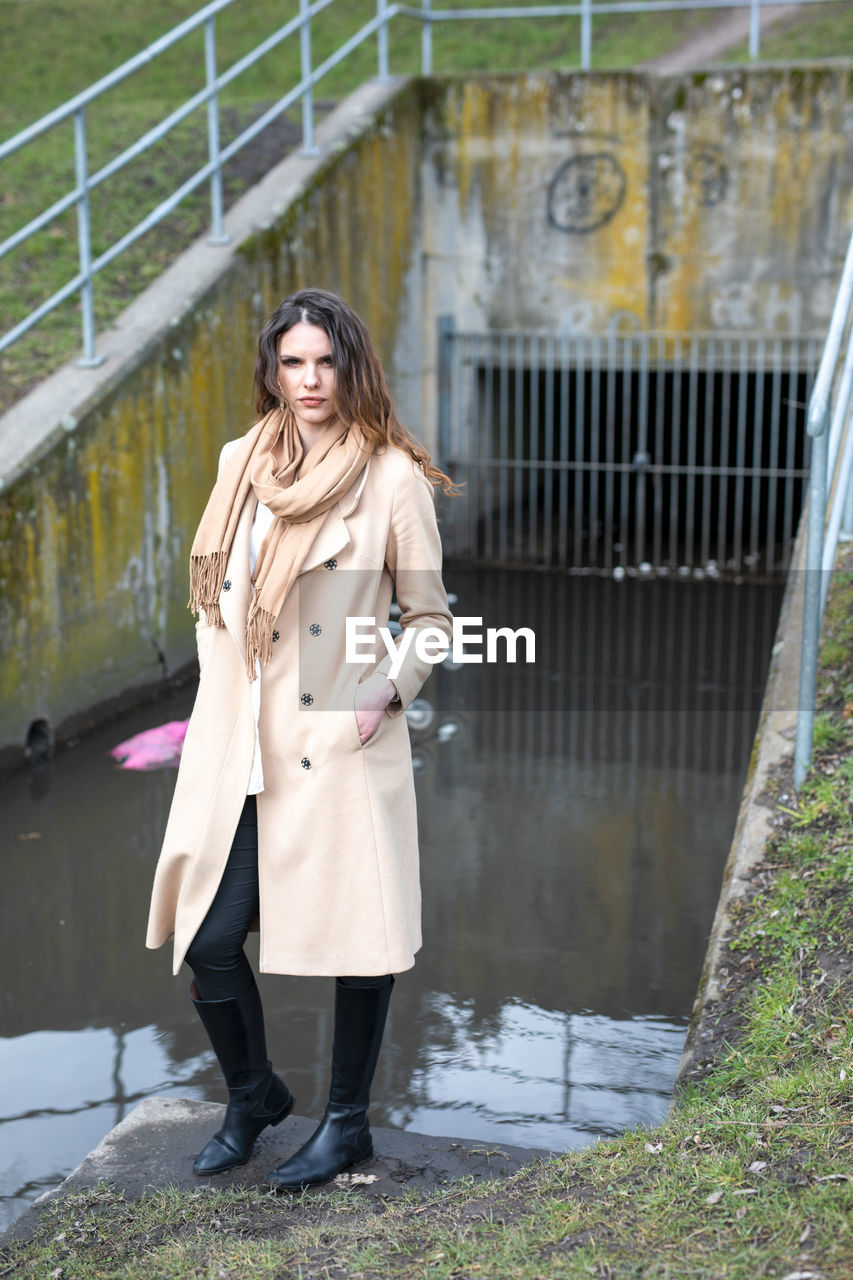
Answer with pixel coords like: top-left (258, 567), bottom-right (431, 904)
top-left (354, 672), bottom-right (397, 744)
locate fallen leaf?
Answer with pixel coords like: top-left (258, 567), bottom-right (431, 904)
top-left (816, 1173), bottom-right (851, 1183)
top-left (735, 1206), bottom-right (747, 1219)
top-left (644, 1142), bottom-right (663, 1153)
top-left (799, 1224), bottom-right (812, 1244)
top-left (705, 1189), bottom-right (724, 1205)
top-left (733, 1188), bottom-right (759, 1195)
top-left (748, 1160), bottom-right (767, 1173)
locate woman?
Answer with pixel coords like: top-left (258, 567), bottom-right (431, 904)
top-left (146, 288), bottom-right (454, 1189)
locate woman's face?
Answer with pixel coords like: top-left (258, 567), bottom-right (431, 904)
top-left (276, 322), bottom-right (338, 441)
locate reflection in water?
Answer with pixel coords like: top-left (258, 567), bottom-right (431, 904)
top-left (0, 571), bottom-right (783, 1230)
top-left (391, 998), bottom-right (687, 1149)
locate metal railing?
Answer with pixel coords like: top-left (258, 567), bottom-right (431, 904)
top-left (0, 0), bottom-right (842, 367)
top-left (794, 227), bottom-right (853, 789)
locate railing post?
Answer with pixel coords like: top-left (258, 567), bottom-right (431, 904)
top-left (842, 472), bottom-right (853, 540)
top-left (421, 0), bottom-right (433, 75)
top-left (749, 0), bottom-right (761, 59)
top-left (794, 421), bottom-right (828, 789)
top-left (205, 17), bottom-right (229, 245)
top-left (580, 0), bottom-right (592, 70)
top-left (73, 107), bottom-right (102, 368)
top-left (300, 0), bottom-right (319, 156)
top-left (377, 0), bottom-right (390, 81)
top-left (793, 233), bottom-right (853, 786)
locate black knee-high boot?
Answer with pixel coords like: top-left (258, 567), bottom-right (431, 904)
top-left (191, 979), bottom-right (294, 1175)
top-left (268, 975), bottom-right (393, 1189)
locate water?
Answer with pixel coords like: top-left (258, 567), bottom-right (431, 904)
top-left (0, 568), bottom-right (783, 1230)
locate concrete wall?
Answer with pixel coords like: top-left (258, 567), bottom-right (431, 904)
top-left (416, 63), bottom-right (853, 426)
top-left (1, 64), bottom-right (851, 759)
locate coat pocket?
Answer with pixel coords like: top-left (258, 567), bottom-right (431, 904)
top-left (352, 679), bottom-right (384, 749)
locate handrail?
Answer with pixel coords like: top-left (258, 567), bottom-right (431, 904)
top-left (794, 226), bottom-right (853, 788)
top-left (0, 0), bottom-right (847, 368)
top-left (0, 0), bottom-right (348, 365)
top-left (0, 0), bottom-right (240, 161)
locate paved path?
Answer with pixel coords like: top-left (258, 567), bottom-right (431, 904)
top-left (643, 3), bottom-right (803, 70)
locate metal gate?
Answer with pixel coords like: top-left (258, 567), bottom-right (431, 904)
top-left (437, 324), bottom-right (820, 574)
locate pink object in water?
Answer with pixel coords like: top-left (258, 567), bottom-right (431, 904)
top-left (111, 719), bottom-right (189, 770)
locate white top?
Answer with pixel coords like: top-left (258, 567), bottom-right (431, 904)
top-left (246, 501), bottom-right (276, 795)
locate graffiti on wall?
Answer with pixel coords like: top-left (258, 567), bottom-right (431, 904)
top-left (547, 153), bottom-right (627, 234)
top-left (710, 283), bottom-right (804, 332)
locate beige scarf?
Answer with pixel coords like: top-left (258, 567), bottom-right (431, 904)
top-left (189, 406), bottom-right (371, 678)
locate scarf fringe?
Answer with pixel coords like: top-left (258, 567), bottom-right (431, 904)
top-left (188, 551), bottom-right (228, 623)
top-left (245, 601), bottom-right (276, 681)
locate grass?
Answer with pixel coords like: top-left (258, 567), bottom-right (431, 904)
top-left (3, 559), bottom-right (853, 1277)
top-left (2, 0), bottom-right (849, 415)
top-left (725, 1), bottom-right (853, 63)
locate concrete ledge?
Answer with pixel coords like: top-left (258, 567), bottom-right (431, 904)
top-left (2, 1097), bottom-right (551, 1244)
top-left (673, 519), bottom-right (807, 1089)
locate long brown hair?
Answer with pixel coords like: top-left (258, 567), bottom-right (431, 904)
top-left (253, 288), bottom-right (458, 494)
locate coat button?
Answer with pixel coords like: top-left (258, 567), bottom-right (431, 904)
top-left (324, 558), bottom-right (337, 570)
top-left (272, 630), bottom-right (280, 642)
top-left (309, 622), bottom-right (322, 636)
top-left (301, 757), bottom-right (312, 769)
top-left (301, 693), bottom-right (314, 706)
top-left (222, 580), bottom-right (231, 591)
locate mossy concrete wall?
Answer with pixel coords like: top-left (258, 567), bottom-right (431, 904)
top-left (1, 64), bottom-right (851, 759)
top-left (0, 78), bottom-right (425, 762)
top-left (416, 62), bottom-right (853, 426)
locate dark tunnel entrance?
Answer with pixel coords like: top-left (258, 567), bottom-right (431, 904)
top-left (439, 329), bottom-right (819, 575)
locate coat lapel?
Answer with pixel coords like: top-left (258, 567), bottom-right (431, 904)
top-left (300, 457), bottom-right (371, 574)
top-left (219, 491), bottom-right (256, 657)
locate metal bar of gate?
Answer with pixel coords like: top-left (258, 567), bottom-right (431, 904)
top-left (574, 335), bottom-right (585, 565)
top-left (635, 334), bottom-right (649, 566)
top-left (749, 338), bottom-right (766, 566)
top-left (766, 340), bottom-right (782, 573)
top-left (619, 336), bottom-right (632, 569)
top-left (558, 335), bottom-right (570, 567)
top-left (700, 336), bottom-right (715, 568)
top-left (543, 335), bottom-right (556, 565)
top-left (484, 334), bottom-right (496, 561)
top-left (494, 335), bottom-right (507, 565)
top-left (685, 336), bottom-right (699, 567)
top-left (528, 336), bottom-right (540, 561)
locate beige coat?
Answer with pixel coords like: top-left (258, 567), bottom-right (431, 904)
top-left (146, 442), bottom-right (452, 976)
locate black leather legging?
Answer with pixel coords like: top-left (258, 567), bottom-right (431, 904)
top-left (185, 794), bottom-right (392, 1000)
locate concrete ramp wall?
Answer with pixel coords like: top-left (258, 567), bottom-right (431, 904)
top-left (0, 78), bottom-right (424, 761)
top-left (1, 64), bottom-right (851, 759)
